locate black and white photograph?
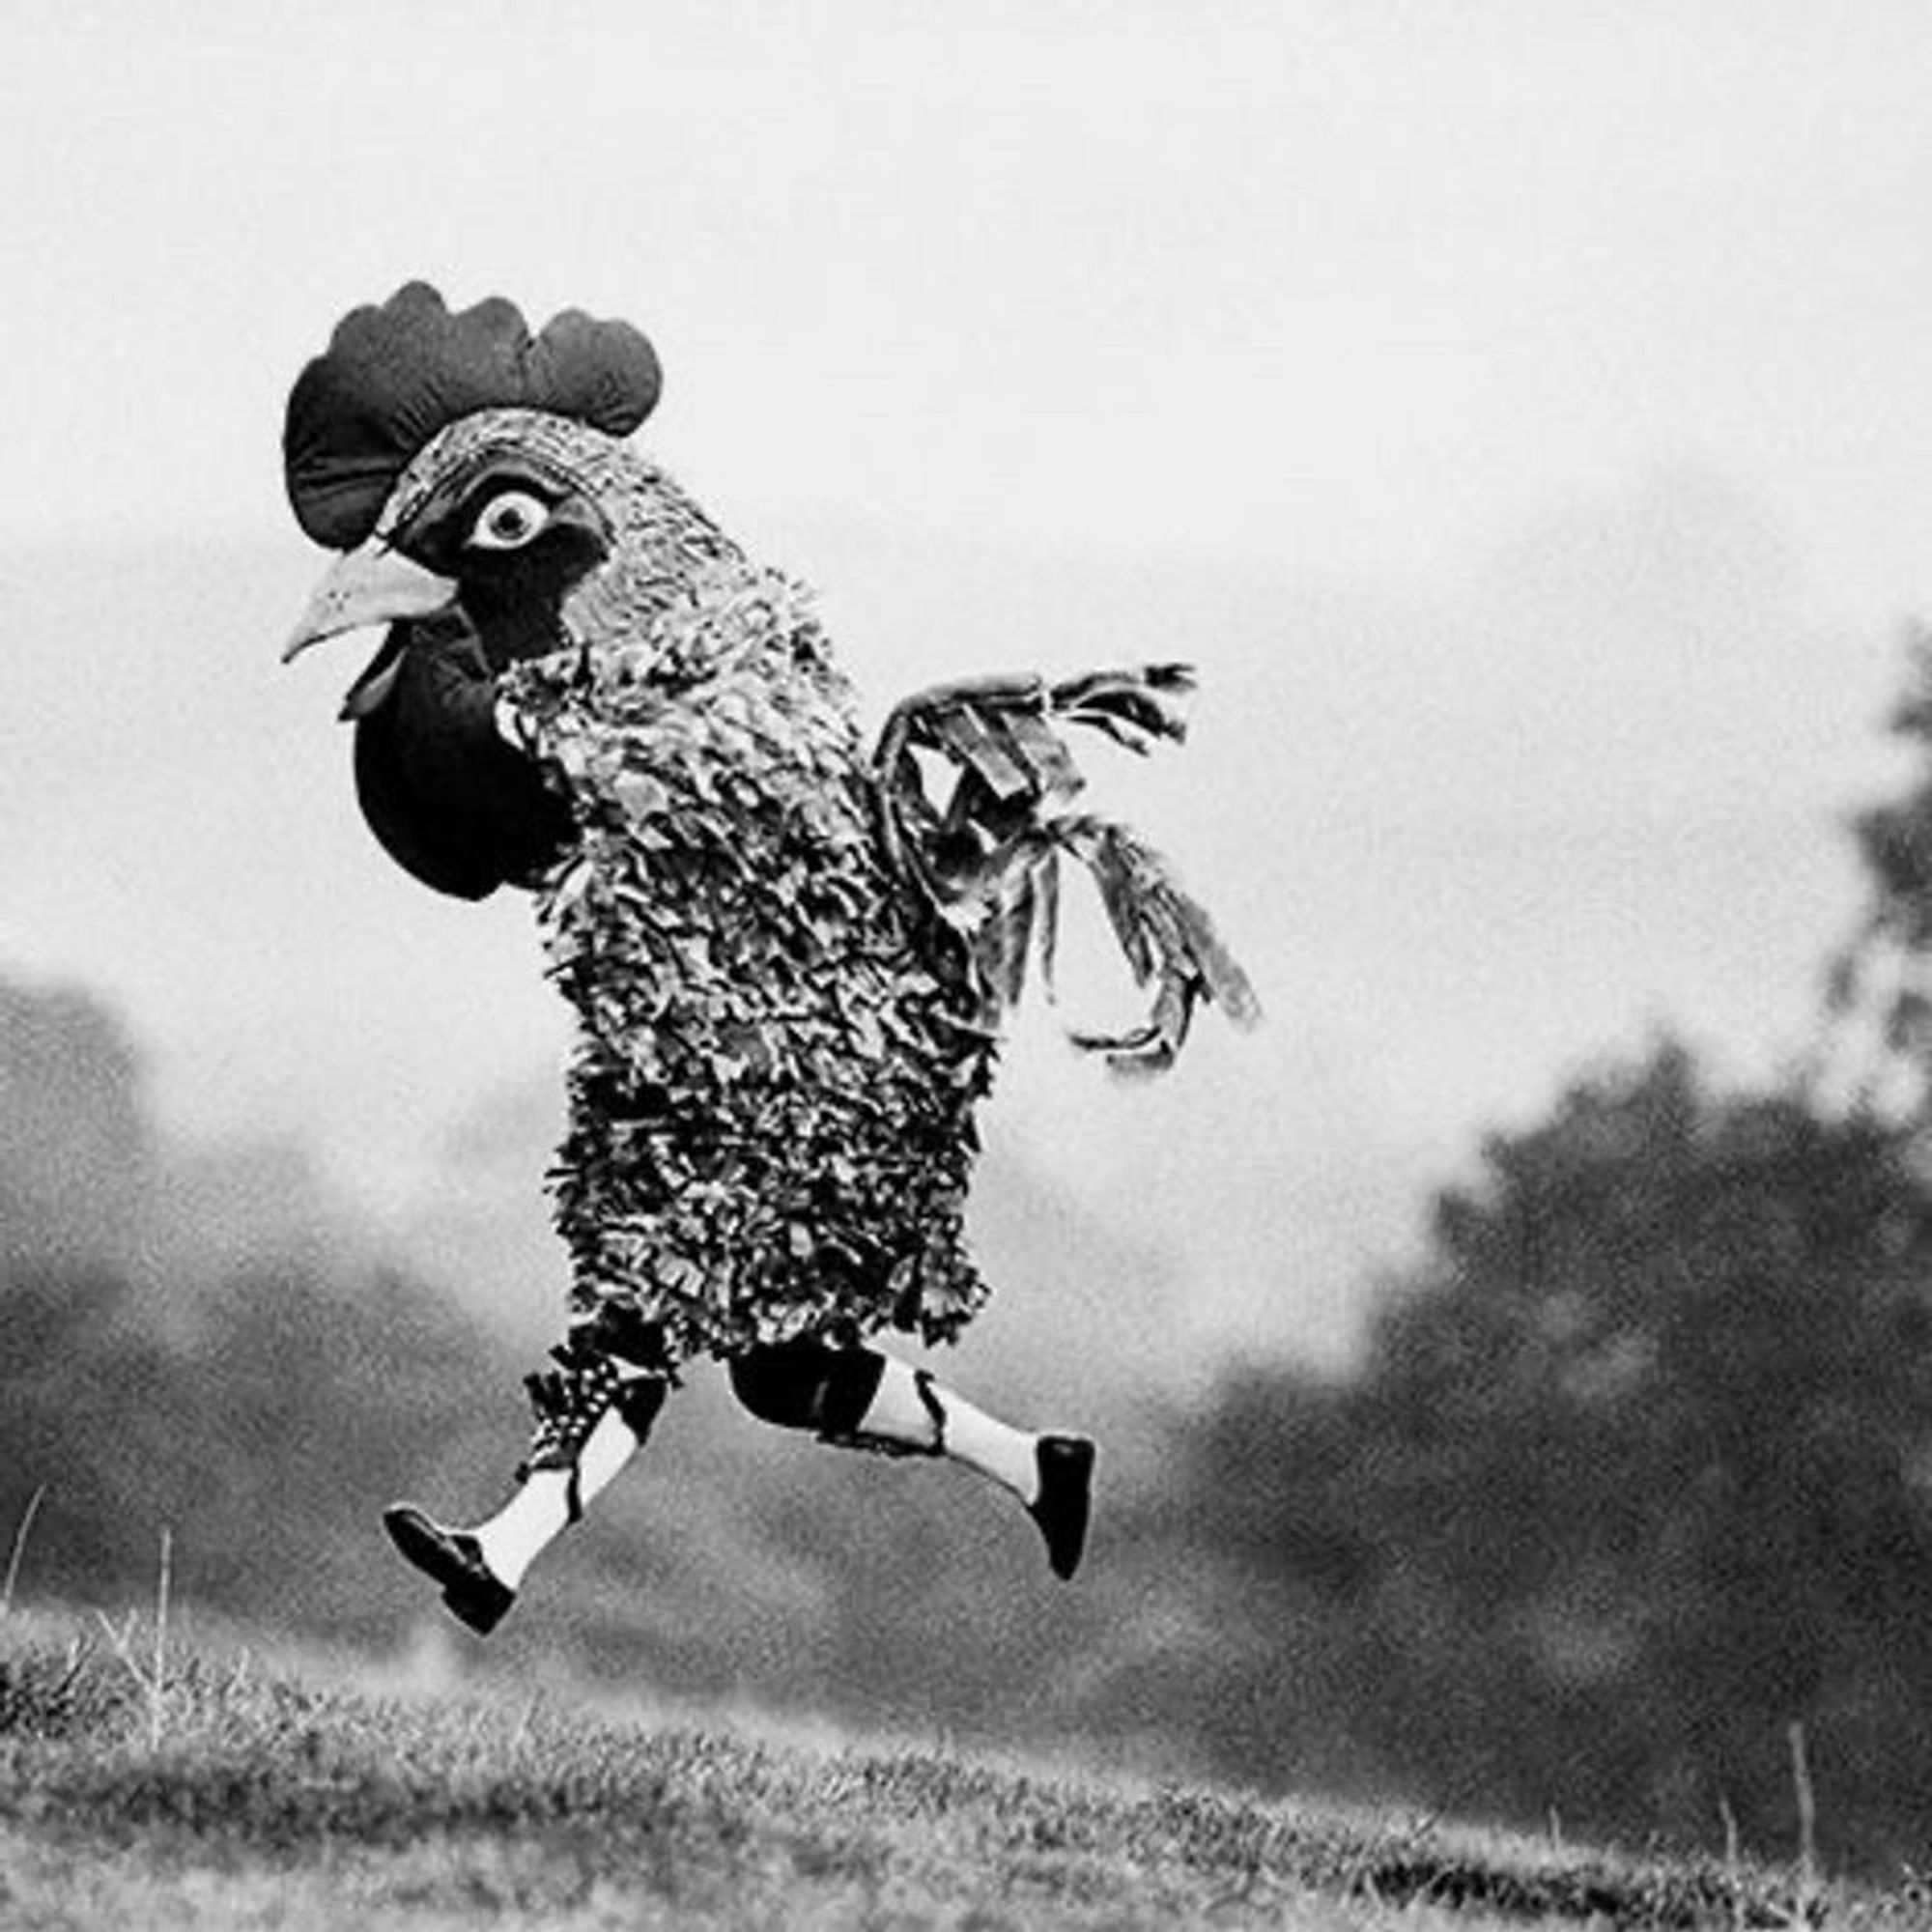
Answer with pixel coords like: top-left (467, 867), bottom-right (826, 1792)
top-left (5, 5), bottom-right (1932, 1924)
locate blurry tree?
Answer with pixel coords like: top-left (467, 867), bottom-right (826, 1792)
top-left (1179, 1039), bottom-right (1932, 1877)
top-left (0, 980), bottom-right (152, 1270)
top-left (1828, 622), bottom-right (1932, 1112)
top-left (0, 975), bottom-right (513, 1638)
top-left (0, 1251), bottom-right (515, 1639)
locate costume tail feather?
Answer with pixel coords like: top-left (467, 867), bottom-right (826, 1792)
top-left (1055, 816), bottom-right (1259, 1075)
top-left (1047, 663), bottom-right (1196, 756)
top-left (874, 664), bottom-right (1259, 1070)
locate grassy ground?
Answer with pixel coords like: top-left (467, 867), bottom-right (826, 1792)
top-left (0, 1605), bottom-right (1908, 1930)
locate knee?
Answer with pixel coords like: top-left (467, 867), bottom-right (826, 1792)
top-left (729, 1341), bottom-right (884, 1437)
top-left (580, 1305), bottom-right (671, 1374)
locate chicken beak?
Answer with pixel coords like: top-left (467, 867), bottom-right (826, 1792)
top-left (281, 540), bottom-right (458, 663)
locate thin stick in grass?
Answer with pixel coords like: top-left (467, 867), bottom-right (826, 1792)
top-left (91, 1527), bottom-right (174, 1747)
top-left (3, 1484), bottom-right (47, 1614)
top-left (1788, 1719), bottom-right (1820, 1909)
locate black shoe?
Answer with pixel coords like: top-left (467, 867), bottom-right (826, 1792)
top-left (1028, 1435), bottom-right (1096, 1580)
top-left (383, 1504), bottom-right (516, 1634)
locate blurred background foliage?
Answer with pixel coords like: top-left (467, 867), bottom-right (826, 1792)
top-left (12, 638), bottom-right (1932, 1882)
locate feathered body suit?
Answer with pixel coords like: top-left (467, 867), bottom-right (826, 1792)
top-left (281, 287), bottom-right (1257, 1374)
top-left (508, 531), bottom-right (994, 1356)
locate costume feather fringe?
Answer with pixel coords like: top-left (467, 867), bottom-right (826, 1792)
top-left (874, 663), bottom-right (1260, 1073)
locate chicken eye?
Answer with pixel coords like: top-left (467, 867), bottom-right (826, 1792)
top-left (467, 489), bottom-right (553, 552)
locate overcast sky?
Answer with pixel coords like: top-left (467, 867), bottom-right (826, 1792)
top-left (7, 5), bottom-right (1932, 1358)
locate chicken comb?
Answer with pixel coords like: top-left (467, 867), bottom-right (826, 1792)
top-left (284, 281), bottom-right (663, 549)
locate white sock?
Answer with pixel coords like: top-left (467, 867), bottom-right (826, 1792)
top-left (473, 1401), bottom-right (639, 1588)
top-left (859, 1356), bottom-right (1041, 1505)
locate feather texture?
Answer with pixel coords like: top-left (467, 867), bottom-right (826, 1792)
top-left (502, 556), bottom-right (996, 1360)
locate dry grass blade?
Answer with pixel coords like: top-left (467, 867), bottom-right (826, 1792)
top-left (89, 1528), bottom-right (174, 1747)
top-left (2, 1485), bottom-right (47, 1615)
top-left (1789, 1720), bottom-right (1821, 1920)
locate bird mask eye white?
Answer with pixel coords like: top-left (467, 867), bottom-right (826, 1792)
top-left (468, 490), bottom-right (553, 552)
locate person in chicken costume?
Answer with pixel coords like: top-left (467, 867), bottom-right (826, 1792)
top-left (281, 284), bottom-right (1256, 1634)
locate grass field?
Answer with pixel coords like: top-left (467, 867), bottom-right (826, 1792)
top-left (0, 1602), bottom-right (1909, 1930)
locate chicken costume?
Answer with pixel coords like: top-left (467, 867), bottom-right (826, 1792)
top-left (281, 284), bottom-right (1255, 1631)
